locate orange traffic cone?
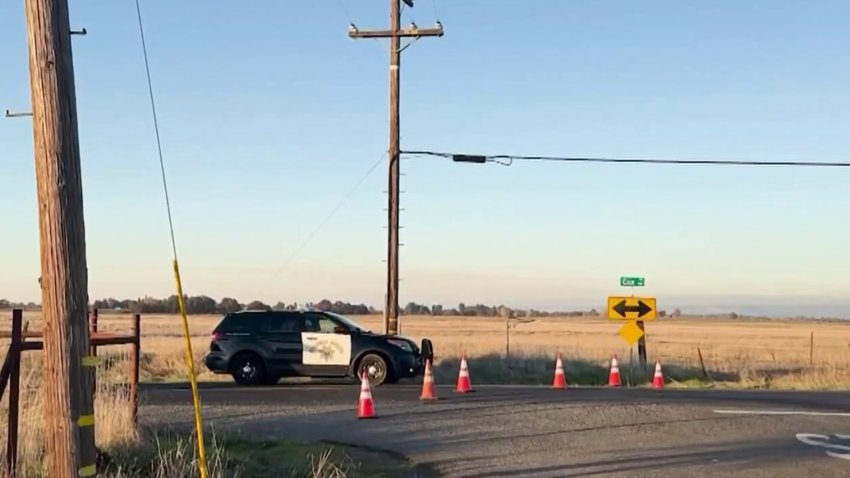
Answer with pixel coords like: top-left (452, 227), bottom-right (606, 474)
top-left (455, 353), bottom-right (473, 393)
top-left (608, 355), bottom-right (621, 387)
top-left (358, 371), bottom-right (377, 419)
top-left (420, 359), bottom-right (438, 401)
top-left (652, 360), bottom-right (664, 389)
top-left (552, 353), bottom-right (567, 389)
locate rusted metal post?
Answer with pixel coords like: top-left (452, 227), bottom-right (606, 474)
top-left (89, 308), bottom-right (98, 393)
top-left (0, 306), bottom-right (15, 400)
top-left (810, 331), bottom-right (814, 367)
top-left (505, 317), bottom-right (510, 358)
top-left (129, 313), bottom-right (141, 427)
top-left (6, 309), bottom-right (23, 478)
top-left (0, 353), bottom-right (10, 401)
top-left (697, 347), bottom-right (710, 380)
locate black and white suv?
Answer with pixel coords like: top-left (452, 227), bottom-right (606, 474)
top-left (203, 309), bottom-right (433, 386)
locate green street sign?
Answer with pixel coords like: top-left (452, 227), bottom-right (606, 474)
top-left (620, 276), bottom-right (645, 287)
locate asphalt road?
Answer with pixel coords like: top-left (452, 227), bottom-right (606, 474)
top-left (140, 381), bottom-right (850, 477)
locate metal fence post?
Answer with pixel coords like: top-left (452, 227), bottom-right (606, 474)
top-left (6, 309), bottom-right (23, 478)
top-left (129, 314), bottom-right (141, 427)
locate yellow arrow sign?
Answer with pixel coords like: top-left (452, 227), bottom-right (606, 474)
top-left (608, 296), bottom-right (657, 320)
top-left (618, 320), bottom-right (644, 345)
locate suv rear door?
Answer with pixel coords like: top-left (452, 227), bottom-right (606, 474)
top-left (257, 311), bottom-right (303, 375)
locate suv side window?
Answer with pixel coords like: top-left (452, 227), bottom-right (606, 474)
top-left (218, 313), bottom-right (266, 334)
top-left (269, 313), bottom-right (299, 333)
top-left (302, 313), bottom-right (343, 334)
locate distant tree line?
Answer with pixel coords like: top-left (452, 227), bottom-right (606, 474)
top-left (0, 296), bottom-right (685, 318)
top-left (403, 302), bottom-right (602, 318)
top-left (84, 296), bottom-right (378, 316)
top-left (0, 299), bottom-right (39, 311)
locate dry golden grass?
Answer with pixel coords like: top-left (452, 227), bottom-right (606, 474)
top-left (0, 352), bottom-right (138, 477)
top-left (389, 313), bottom-right (850, 389)
top-left (2, 310), bottom-right (849, 389)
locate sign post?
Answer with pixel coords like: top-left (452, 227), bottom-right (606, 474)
top-left (610, 276), bottom-right (654, 372)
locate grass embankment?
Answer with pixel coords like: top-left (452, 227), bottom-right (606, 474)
top-left (103, 433), bottom-right (426, 478)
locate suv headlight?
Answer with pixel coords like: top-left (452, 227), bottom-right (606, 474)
top-left (388, 339), bottom-right (413, 353)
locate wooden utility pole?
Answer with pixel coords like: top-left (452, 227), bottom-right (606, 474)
top-left (24, 0), bottom-right (97, 476)
top-left (348, 0), bottom-right (443, 335)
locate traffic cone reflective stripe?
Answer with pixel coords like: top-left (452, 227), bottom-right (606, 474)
top-left (652, 360), bottom-right (664, 389)
top-left (358, 371), bottom-right (376, 419)
top-left (420, 359), bottom-right (438, 400)
top-left (608, 355), bottom-right (621, 387)
top-left (455, 354), bottom-right (473, 393)
top-left (552, 353), bottom-right (567, 389)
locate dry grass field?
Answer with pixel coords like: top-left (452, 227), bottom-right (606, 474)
top-left (2, 310), bottom-right (848, 389)
top-left (0, 309), bottom-right (849, 476)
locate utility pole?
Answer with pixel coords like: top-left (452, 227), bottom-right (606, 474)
top-left (24, 0), bottom-right (97, 476)
top-left (348, 0), bottom-right (443, 335)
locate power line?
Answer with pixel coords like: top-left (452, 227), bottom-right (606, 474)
top-left (334, 0), bottom-right (355, 25)
top-left (135, 0), bottom-right (179, 261)
top-left (401, 150), bottom-right (850, 168)
top-left (262, 152), bottom-right (387, 290)
top-left (431, 0), bottom-right (441, 20)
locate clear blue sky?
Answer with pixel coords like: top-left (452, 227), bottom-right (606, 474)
top-left (2, 1), bottom-right (849, 315)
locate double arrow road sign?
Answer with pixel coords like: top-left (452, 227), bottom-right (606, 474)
top-left (607, 296), bottom-right (657, 321)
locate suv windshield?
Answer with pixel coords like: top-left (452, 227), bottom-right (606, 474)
top-left (325, 312), bottom-right (372, 333)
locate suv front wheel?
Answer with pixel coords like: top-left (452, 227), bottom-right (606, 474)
top-left (357, 353), bottom-right (394, 387)
top-left (230, 352), bottom-right (266, 386)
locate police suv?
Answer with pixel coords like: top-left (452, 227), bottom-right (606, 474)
top-left (203, 309), bottom-right (433, 386)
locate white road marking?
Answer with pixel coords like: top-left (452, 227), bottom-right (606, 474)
top-left (713, 409), bottom-right (850, 417)
top-left (796, 433), bottom-right (850, 460)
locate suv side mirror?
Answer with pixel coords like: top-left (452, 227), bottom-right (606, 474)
top-left (421, 339), bottom-right (434, 361)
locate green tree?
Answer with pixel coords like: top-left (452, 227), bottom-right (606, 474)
top-left (245, 300), bottom-right (271, 311)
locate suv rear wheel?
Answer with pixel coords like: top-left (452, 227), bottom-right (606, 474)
top-left (357, 353), bottom-right (394, 387)
top-left (230, 352), bottom-right (266, 386)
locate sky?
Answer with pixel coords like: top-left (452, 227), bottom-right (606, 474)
top-left (1, 1), bottom-right (849, 316)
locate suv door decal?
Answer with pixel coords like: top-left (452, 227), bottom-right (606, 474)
top-left (301, 332), bottom-right (351, 366)
top-left (300, 312), bottom-right (353, 366)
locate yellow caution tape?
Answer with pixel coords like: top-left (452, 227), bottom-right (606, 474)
top-left (173, 259), bottom-right (208, 478)
top-left (77, 414), bottom-right (94, 427)
top-left (78, 464), bottom-right (96, 477)
top-left (81, 356), bottom-right (102, 367)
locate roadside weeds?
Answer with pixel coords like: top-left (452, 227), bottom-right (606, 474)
top-left (429, 352), bottom-right (850, 391)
